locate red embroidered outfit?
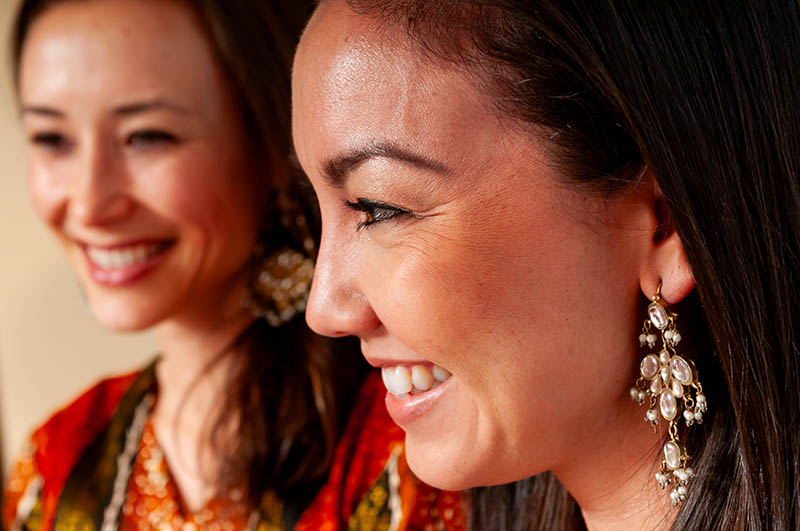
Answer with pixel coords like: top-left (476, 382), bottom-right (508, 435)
top-left (3, 363), bottom-right (466, 531)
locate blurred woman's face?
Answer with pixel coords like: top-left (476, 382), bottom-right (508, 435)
top-left (294, 1), bottom-right (656, 490)
top-left (20, 0), bottom-right (264, 331)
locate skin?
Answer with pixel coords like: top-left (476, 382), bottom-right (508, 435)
top-left (293, 1), bottom-right (695, 528)
top-left (20, 0), bottom-right (266, 509)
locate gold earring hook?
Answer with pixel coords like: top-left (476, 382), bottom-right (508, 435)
top-left (653, 280), bottom-right (663, 302)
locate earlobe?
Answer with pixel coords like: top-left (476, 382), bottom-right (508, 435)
top-left (639, 177), bottom-right (696, 304)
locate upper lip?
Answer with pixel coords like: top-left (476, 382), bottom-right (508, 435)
top-left (360, 334), bottom-right (446, 370)
top-left (361, 350), bottom-right (437, 369)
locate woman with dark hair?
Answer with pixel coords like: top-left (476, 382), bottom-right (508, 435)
top-left (2, 0), bottom-right (466, 529)
top-left (292, 0), bottom-right (800, 529)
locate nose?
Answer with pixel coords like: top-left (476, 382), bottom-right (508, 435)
top-left (69, 135), bottom-right (133, 225)
top-left (305, 227), bottom-right (381, 338)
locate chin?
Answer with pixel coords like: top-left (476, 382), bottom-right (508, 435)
top-left (86, 293), bottom-right (168, 332)
top-left (403, 421), bottom-right (528, 491)
top-left (404, 446), bottom-right (467, 490)
top-left (403, 433), bottom-right (494, 491)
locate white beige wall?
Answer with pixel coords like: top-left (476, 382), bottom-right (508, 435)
top-left (0, 0), bottom-right (157, 475)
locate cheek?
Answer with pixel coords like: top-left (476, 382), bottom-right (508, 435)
top-left (361, 221), bottom-right (517, 367)
top-left (138, 154), bottom-right (262, 238)
top-left (362, 200), bottom-right (641, 419)
top-left (28, 159), bottom-right (68, 227)
top-left (365, 208), bottom-right (556, 345)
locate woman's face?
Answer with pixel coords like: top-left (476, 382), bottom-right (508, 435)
top-left (294, 1), bottom-right (657, 490)
top-left (20, 0), bottom-right (265, 331)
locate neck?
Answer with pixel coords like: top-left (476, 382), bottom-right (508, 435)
top-left (155, 309), bottom-right (254, 405)
top-left (553, 396), bottom-right (678, 531)
top-left (154, 278), bottom-right (254, 409)
top-left (149, 284), bottom-right (256, 510)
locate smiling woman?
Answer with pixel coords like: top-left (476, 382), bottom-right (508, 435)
top-left (19, 5), bottom-right (264, 332)
top-left (293, 1), bottom-right (800, 530)
top-left (2, 0), bottom-right (466, 530)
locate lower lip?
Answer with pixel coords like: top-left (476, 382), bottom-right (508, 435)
top-left (384, 377), bottom-right (453, 427)
top-left (83, 244), bottom-right (172, 287)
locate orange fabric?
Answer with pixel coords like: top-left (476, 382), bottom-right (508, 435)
top-left (120, 419), bottom-right (253, 531)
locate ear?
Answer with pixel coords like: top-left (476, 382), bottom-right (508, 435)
top-left (639, 170), bottom-right (696, 305)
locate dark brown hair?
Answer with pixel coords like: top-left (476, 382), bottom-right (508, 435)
top-left (342, 1), bottom-right (800, 529)
top-left (12, 0), bottom-right (365, 503)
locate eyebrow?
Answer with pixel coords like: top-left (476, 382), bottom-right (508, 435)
top-left (20, 99), bottom-right (191, 118)
top-left (113, 99), bottom-right (191, 116)
top-left (20, 105), bottom-right (64, 118)
top-left (320, 141), bottom-right (450, 188)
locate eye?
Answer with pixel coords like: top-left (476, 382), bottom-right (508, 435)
top-left (345, 198), bottom-right (411, 230)
top-left (125, 129), bottom-right (177, 147)
top-left (30, 132), bottom-right (70, 151)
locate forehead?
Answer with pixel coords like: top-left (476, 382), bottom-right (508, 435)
top-left (20, 0), bottom-right (222, 107)
top-left (293, 0), bottom-right (508, 172)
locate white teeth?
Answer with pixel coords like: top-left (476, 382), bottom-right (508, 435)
top-left (433, 365), bottom-right (452, 382)
top-left (381, 366), bottom-right (412, 396)
top-left (109, 251), bottom-right (122, 269)
top-left (411, 365), bottom-right (434, 391)
top-left (381, 363), bottom-right (451, 396)
top-left (121, 249), bottom-right (134, 266)
top-left (86, 243), bottom-right (161, 270)
top-left (381, 366), bottom-right (411, 396)
top-left (87, 248), bottom-right (109, 269)
top-left (392, 366), bottom-right (413, 395)
top-left (381, 366), bottom-right (393, 393)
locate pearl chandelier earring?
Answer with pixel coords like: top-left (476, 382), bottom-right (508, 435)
top-left (630, 283), bottom-right (707, 505)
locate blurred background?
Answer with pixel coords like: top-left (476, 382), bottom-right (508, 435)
top-left (0, 0), bottom-right (157, 477)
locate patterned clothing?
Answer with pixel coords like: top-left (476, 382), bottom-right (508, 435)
top-left (120, 419), bottom-right (257, 531)
top-left (2, 362), bottom-right (466, 531)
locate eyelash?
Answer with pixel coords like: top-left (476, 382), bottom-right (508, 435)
top-left (345, 198), bottom-right (411, 230)
top-left (29, 130), bottom-right (177, 151)
top-left (126, 129), bottom-right (177, 147)
top-left (31, 132), bottom-right (70, 151)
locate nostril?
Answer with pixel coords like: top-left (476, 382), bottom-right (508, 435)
top-left (305, 293), bottom-right (381, 339)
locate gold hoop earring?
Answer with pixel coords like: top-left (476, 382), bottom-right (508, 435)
top-left (629, 282), bottom-right (707, 505)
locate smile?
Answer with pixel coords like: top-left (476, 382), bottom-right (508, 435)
top-left (86, 242), bottom-right (168, 269)
top-left (381, 364), bottom-right (452, 396)
top-left (83, 240), bottom-right (174, 286)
